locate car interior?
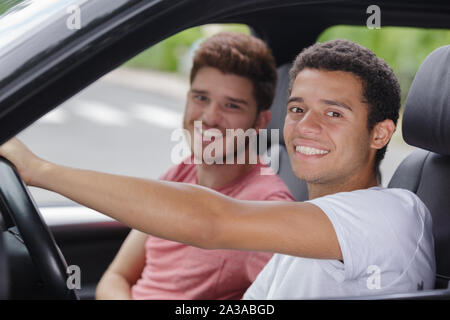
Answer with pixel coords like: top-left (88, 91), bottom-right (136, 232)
top-left (0, 0), bottom-right (449, 300)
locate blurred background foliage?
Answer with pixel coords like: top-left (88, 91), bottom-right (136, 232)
top-left (126, 23), bottom-right (450, 105)
top-left (126, 23), bottom-right (450, 104)
top-left (124, 24), bottom-right (250, 73)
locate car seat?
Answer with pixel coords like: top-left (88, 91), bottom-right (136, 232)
top-left (388, 45), bottom-right (450, 290)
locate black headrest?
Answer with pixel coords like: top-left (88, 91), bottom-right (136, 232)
top-left (267, 64), bottom-right (291, 146)
top-left (402, 45), bottom-right (450, 155)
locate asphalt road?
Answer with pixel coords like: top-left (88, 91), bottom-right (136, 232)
top-left (16, 68), bottom-right (416, 207)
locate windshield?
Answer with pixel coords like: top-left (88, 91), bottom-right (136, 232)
top-left (0, 0), bottom-right (86, 55)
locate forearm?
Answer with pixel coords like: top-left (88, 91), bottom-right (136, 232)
top-left (33, 162), bottom-right (227, 248)
top-left (96, 272), bottom-right (133, 300)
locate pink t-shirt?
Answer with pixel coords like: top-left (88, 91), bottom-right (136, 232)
top-left (131, 160), bottom-right (294, 300)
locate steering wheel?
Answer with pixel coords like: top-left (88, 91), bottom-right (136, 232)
top-left (0, 157), bottom-right (78, 300)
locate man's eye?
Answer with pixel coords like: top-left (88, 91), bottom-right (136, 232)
top-left (226, 103), bottom-right (240, 109)
top-left (289, 106), bottom-right (303, 113)
top-left (194, 95), bottom-right (208, 102)
top-left (326, 111), bottom-right (341, 118)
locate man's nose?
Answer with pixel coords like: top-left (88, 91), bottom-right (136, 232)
top-left (202, 101), bottom-right (222, 127)
top-left (296, 110), bottom-right (322, 136)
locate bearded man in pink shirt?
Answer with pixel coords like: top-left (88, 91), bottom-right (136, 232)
top-left (93, 32), bottom-right (294, 299)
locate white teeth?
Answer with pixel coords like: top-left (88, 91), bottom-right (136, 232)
top-left (296, 146), bottom-right (329, 155)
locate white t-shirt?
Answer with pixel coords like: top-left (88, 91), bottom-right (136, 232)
top-left (243, 187), bottom-right (436, 299)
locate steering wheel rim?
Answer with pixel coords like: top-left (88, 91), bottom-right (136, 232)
top-left (0, 157), bottom-right (78, 300)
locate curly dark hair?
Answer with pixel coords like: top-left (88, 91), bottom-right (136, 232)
top-left (190, 32), bottom-right (277, 112)
top-left (289, 39), bottom-right (401, 174)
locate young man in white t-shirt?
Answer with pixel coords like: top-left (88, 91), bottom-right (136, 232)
top-left (0, 39), bottom-right (435, 298)
top-left (244, 40), bottom-right (436, 298)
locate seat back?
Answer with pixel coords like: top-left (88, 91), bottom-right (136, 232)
top-left (266, 64), bottom-right (308, 201)
top-left (388, 45), bottom-right (450, 289)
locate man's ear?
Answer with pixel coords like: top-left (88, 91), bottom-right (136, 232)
top-left (370, 119), bottom-right (396, 150)
top-left (254, 110), bottom-right (272, 131)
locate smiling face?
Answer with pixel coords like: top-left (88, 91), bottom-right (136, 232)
top-left (183, 67), bottom-right (269, 163)
top-left (284, 68), bottom-right (378, 186)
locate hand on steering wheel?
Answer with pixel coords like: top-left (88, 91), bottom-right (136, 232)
top-left (0, 157), bottom-right (78, 300)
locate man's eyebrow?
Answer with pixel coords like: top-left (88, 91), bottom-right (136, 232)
top-left (190, 90), bottom-right (249, 106)
top-left (287, 96), bottom-right (304, 104)
top-left (225, 96), bottom-right (249, 106)
top-left (190, 89), bottom-right (208, 94)
top-left (321, 99), bottom-right (353, 112)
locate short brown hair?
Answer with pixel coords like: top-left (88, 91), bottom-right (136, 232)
top-left (190, 32), bottom-right (277, 112)
top-left (289, 39), bottom-right (401, 173)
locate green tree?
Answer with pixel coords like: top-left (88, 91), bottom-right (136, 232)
top-left (124, 24), bottom-right (249, 72)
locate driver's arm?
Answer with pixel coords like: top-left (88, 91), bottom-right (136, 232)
top-left (0, 138), bottom-right (342, 260)
top-left (36, 162), bottom-right (342, 261)
top-left (95, 230), bottom-right (147, 300)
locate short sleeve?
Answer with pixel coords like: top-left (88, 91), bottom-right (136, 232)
top-left (307, 188), bottom-right (428, 283)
